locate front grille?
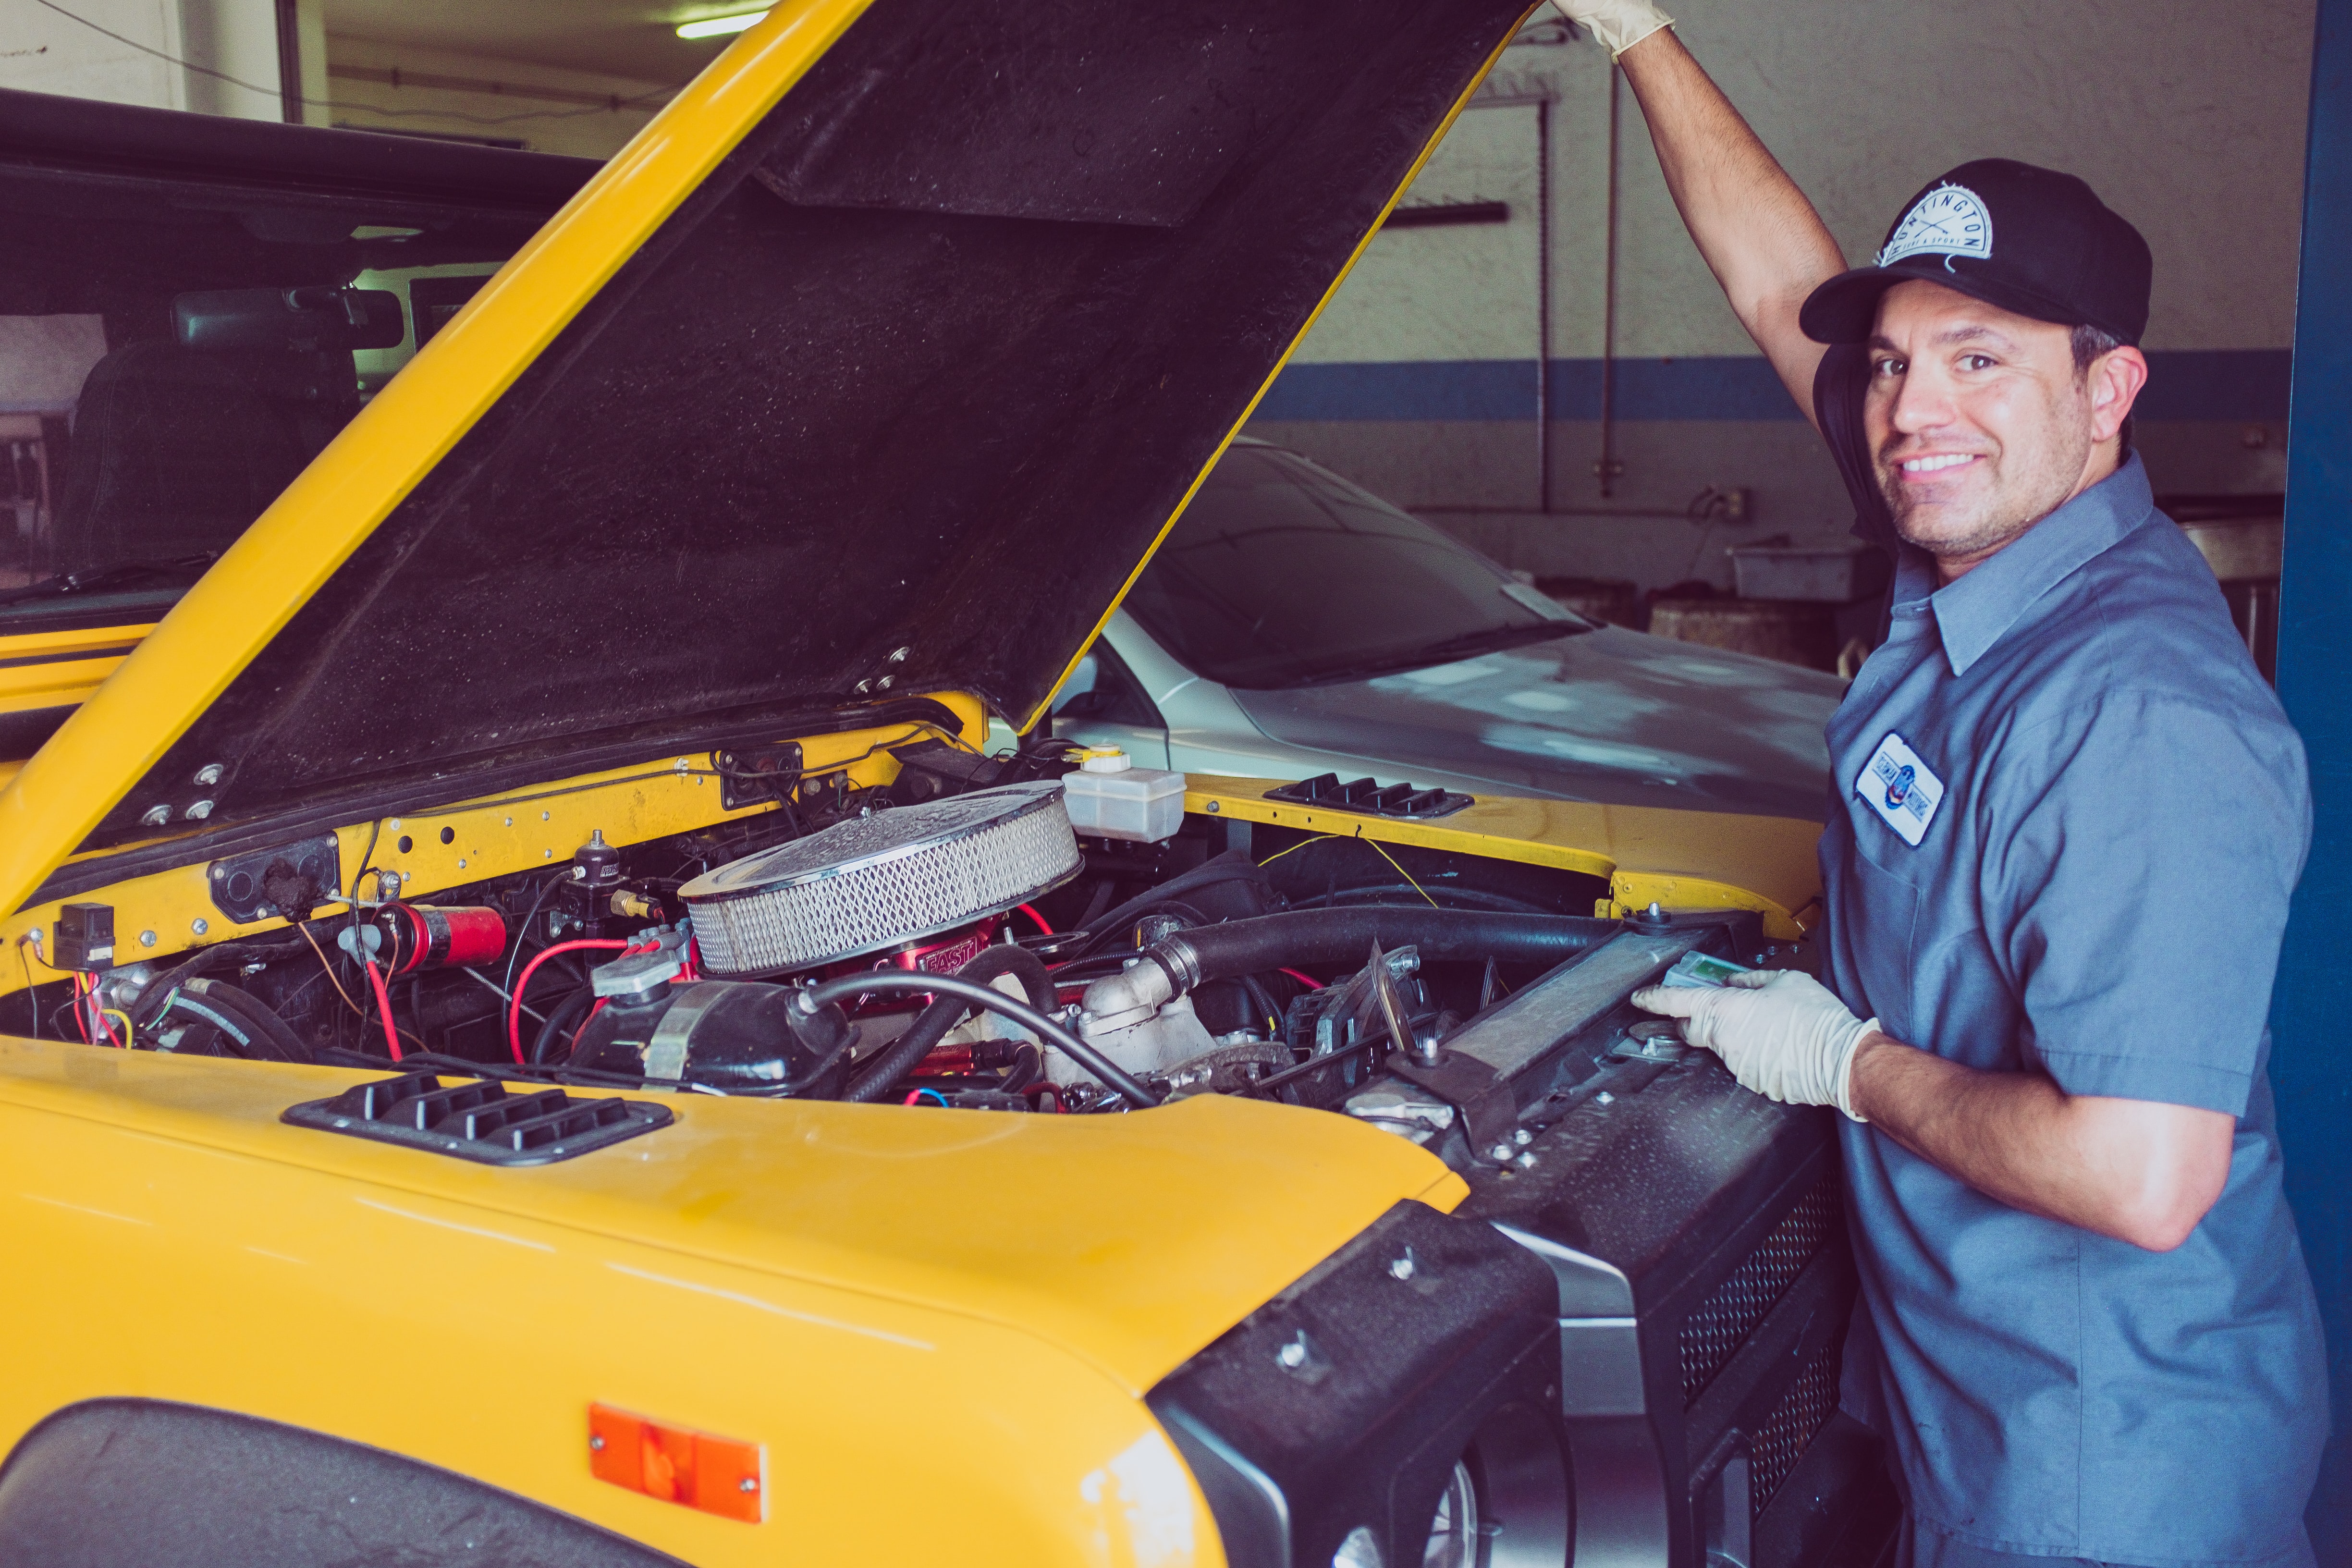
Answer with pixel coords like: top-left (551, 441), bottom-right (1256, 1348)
top-left (1679, 1175), bottom-right (1840, 1406)
top-left (1750, 1330), bottom-right (1843, 1514)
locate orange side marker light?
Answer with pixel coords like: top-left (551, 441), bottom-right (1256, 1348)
top-left (588, 1402), bottom-right (765, 1522)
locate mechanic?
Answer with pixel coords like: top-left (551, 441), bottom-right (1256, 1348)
top-left (1544, 5), bottom-right (2331, 1565)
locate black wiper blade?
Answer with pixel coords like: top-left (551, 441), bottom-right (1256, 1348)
top-left (0, 553), bottom-right (217, 609)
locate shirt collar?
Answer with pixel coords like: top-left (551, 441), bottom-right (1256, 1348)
top-left (1922, 452), bottom-right (2156, 677)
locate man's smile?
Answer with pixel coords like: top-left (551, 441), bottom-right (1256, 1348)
top-left (1899, 453), bottom-right (1983, 475)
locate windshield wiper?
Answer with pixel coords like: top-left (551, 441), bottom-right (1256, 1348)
top-left (1272, 620), bottom-right (1586, 689)
top-left (0, 553), bottom-right (218, 610)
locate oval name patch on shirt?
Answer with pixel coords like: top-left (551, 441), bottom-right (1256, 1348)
top-left (1858, 730), bottom-right (1944, 846)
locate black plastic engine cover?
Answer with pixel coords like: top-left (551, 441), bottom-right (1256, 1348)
top-left (571, 980), bottom-right (852, 1094)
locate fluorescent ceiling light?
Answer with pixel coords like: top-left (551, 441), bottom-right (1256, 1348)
top-left (676, 9), bottom-right (767, 38)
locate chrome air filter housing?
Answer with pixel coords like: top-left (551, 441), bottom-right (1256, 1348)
top-left (680, 781), bottom-right (1081, 977)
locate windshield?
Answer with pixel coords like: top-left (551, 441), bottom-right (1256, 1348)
top-left (0, 163), bottom-right (548, 633)
top-left (1123, 443), bottom-right (1583, 689)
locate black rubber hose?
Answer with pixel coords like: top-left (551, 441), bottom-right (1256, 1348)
top-left (532, 986), bottom-right (595, 1066)
top-left (1139, 907), bottom-right (1618, 995)
top-left (202, 982), bottom-right (316, 1063)
top-left (808, 967), bottom-right (1159, 1108)
top-left (1284, 883), bottom-right (1558, 916)
top-left (128, 949), bottom-right (228, 1031)
top-left (167, 981), bottom-right (313, 1062)
top-left (1072, 852), bottom-right (1273, 955)
top-left (1000, 1042), bottom-right (1041, 1094)
top-left (839, 944), bottom-right (1057, 1104)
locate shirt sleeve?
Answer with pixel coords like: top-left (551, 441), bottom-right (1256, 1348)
top-left (1984, 694), bottom-right (2311, 1117)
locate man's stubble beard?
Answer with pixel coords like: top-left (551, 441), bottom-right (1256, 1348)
top-left (1876, 404), bottom-right (2093, 564)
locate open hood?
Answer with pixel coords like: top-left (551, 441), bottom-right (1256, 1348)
top-left (31, 0), bottom-right (1531, 870)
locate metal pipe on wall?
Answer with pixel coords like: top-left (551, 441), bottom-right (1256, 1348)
top-left (1598, 66), bottom-right (1623, 500)
top-left (1537, 95), bottom-right (1553, 512)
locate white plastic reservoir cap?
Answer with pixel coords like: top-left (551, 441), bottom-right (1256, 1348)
top-left (1078, 747), bottom-right (1132, 774)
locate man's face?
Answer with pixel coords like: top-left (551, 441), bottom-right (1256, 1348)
top-left (1863, 281), bottom-right (2107, 570)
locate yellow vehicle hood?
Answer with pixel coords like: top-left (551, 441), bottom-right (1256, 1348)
top-left (0, 0), bottom-right (1534, 910)
top-left (0, 1038), bottom-right (1465, 1394)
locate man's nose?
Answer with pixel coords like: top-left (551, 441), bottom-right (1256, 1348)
top-left (1887, 365), bottom-right (1958, 435)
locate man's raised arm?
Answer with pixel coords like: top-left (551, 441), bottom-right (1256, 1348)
top-left (1560, 3), bottom-right (1850, 424)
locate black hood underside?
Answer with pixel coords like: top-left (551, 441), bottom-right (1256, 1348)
top-left (94, 0), bottom-right (1528, 849)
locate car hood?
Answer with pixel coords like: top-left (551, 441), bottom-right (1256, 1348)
top-left (0, 0), bottom-right (1533, 898)
top-left (1226, 625), bottom-right (1846, 821)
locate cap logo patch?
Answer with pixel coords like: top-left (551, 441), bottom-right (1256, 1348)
top-left (1877, 183), bottom-right (1994, 269)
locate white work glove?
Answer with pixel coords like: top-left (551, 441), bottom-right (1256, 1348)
top-left (1630, 970), bottom-right (1877, 1121)
top-left (1550, 0), bottom-right (1674, 59)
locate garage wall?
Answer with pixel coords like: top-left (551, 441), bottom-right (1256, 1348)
top-left (0, 0), bottom-right (294, 121)
top-left (321, 36), bottom-right (670, 158)
top-left (1247, 0), bottom-right (2316, 591)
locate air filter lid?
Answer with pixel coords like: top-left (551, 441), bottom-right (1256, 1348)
top-left (681, 781), bottom-right (1081, 976)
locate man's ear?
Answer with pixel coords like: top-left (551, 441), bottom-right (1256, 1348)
top-left (2087, 345), bottom-right (2150, 443)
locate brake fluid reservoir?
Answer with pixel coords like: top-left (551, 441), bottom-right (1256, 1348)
top-left (1061, 747), bottom-right (1185, 843)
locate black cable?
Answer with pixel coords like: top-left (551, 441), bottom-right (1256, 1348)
top-left (798, 971), bottom-right (1159, 1108)
top-left (1284, 884), bottom-right (1556, 916)
top-left (502, 871), bottom-right (566, 1004)
top-left (532, 987), bottom-right (595, 1066)
top-left (1239, 972), bottom-right (1283, 1035)
top-left (840, 945), bottom-right (1055, 1103)
top-left (1246, 1031), bottom-right (1385, 1098)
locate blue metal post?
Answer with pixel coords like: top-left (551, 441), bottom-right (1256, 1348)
top-left (2274, 0), bottom-right (2352, 1558)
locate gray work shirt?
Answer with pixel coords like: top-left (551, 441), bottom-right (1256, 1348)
top-left (1819, 454), bottom-right (2328, 1564)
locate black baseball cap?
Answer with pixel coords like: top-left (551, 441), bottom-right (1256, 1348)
top-left (1800, 158), bottom-right (2153, 346)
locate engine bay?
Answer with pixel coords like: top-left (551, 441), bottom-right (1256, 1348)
top-left (12, 736), bottom-right (1896, 1562)
top-left (17, 733), bottom-right (1795, 1176)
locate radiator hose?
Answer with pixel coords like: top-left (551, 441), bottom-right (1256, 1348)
top-left (1078, 907), bottom-right (1617, 1023)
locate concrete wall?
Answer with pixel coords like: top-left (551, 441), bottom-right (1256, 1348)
top-left (0, 0), bottom-right (657, 158)
top-left (0, 0), bottom-right (290, 120)
top-left (321, 35), bottom-right (669, 159)
top-left (1248, 0), bottom-right (2316, 591)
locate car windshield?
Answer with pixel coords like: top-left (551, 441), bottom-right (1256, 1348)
top-left (0, 165), bottom-right (548, 633)
top-left (1123, 443), bottom-right (1584, 689)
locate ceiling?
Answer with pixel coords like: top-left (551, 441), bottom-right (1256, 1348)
top-left (323, 0), bottom-right (755, 87)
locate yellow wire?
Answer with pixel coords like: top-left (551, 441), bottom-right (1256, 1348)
top-left (1255, 830), bottom-right (1439, 908)
top-left (298, 922), bottom-right (368, 1018)
top-left (1255, 836), bottom-right (1328, 869)
top-left (101, 1009), bottom-right (134, 1050)
top-left (1354, 831), bottom-right (1439, 908)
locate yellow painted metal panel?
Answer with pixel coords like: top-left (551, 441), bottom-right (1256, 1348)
top-left (0, 623), bottom-right (153, 721)
top-left (0, 1034), bottom-right (1458, 1421)
top-left (0, 0), bottom-right (880, 930)
top-left (1183, 775), bottom-right (1824, 941)
top-left (0, 700), bottom-right (983, 989)
top-left (0, 1054), bottom-right (1237, 1565)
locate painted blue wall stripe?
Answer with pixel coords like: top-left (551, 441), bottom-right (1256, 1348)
top-left (2272, 0), bottom-right (2352, 1557)
top-left (1255, 350), bottom-right (2293, 424)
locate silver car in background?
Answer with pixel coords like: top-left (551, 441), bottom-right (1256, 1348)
top-left (1007, 439), bottom-right (1845, 822)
